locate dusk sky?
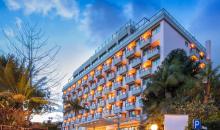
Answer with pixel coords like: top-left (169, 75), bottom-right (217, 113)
top-left (0, 0), bottom-right (220, 122)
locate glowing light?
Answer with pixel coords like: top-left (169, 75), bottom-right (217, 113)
top-left (98, 107), bottom-right (102, 112)
top-left (142, 60), bottom-right (152, 68)
top-left (106, 58), bottom-right (112, 65)
top-left (83, 75), bottom-right (88, 80)
top-left (150, 124), bottom-right (158, 130)
top-left (77, 80), bottom-right (81, 84)
top-left (90, 90), bottom-right (95, 95)
top-left (141, 31), bottom-right (151, 39)
top-left (128, 41), bottom-right (136, 50)
top-left (106, 81), bottom-right (112, 87)
top-left (116, 76), bottom-right (123, 82)
top-left (128, 69), bottom-right (136, 76)
top-left (90, 71), bottom-right (95, 76)
top-left (97, 86), bottom-right (103, 91)
top-left (191, 55), bottom-right (198, 61)
top-left (116, 51), bottom-right (123, 57)
top-left (151, 40), bottom-right (160, 47)
top-left (83, 94), bottom-right (87, 99)
top-left (107, 104), bottom-right (112, 110)
top-left (190, 43), bottom-right (196, 48)
top-left (199, 51), bottom-right (205, 57)
top-left (63, 91), bottom-right (66, 94)
top-left (90, 110), bottom-right (94, 114)
top-left (72, 84), bottom-right (76, 89)
top-left (199, 63), bottom-right (206, 69)
top-left (116, 101), bottom-right (121, 106)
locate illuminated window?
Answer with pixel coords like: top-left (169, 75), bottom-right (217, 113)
top-left (191, 55), bottom-right (198, 61)
top-left (116, 50), bottom-right (123, 57)
top-left (199, 51), bottom-right (205, 58)
top-left (190, 43), bottom-right (196, 49)
top-left (127, 41), bottom-right (136, 50)
top-left (142, 60), bottom-right (152, 68)
top-left (141, 31), bottom-right (151, 40)
top-left (199, 63), bottom-right (206, 69)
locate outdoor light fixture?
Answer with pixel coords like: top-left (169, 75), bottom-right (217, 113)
top-left (150, 124), bottom-right (158, 130)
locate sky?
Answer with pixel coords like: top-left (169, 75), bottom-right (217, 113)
top-left (0, 0), bottom-right (220, 122)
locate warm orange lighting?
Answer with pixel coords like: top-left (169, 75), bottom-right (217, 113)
top-left (98, 107), bottom-right (103, 112)
top-left (199, 63), bottom-right (206, 69)
top-left (106, 58), bottom-right (112, 65)
top-left (64, 120), bottom-right (67, 123)
top-left (128, 69), bottom-right (136, 76)
top-left (97, 65), bottom-right (102, 70)
top-left (97, 86), bottom-right (103, 91)
top-left (68, 118), bottom-right (71, 122)
top-left (83, 94), bottom-right (88, 99)
top-left (151, 40), bottom-right (160, 47)
top-left (72, 84), bottom-right (76, 89)
top-left (128, 41), bottom-right (136, 50)
top-left (116, 51), bottom-right (123, 57)
top-left (90, 90), bottom-right (95, 95)
top-left (107, 104), bottom-right (112, 110)
top-left (141, 31), bottom-right (151, 39)
top-left (128, 96), bottom-right (135, 103)
top-left (68, 87), bottom-right (71, 92)
top-left (78, 115), bottom-right (82, 118)
top-left (77, 80), bottom-right (81, 84)
top-left (142, 60), bottom-right (152, 68)
top-left (106, 81), bottom-right (112, 87)
top-left (84, 113), bottom-right (88, 117)
top-left (90, 110), bottom-right (94, 114)
top-left (116, 76), bottom-right (123, 82)
top-left (190, 43), bottom-right (196, 48)
top-left (72, 117), bottom-right (76, 121)
top-left (116, 101), bottom-right (122, 106)
top-left (83, 75), bottom-right (88, 80)
top-left (191, 55), bottom-right (198, 61)
top-left (199, 51), bottom-right (205, 57)
top-left (63, 91), bottom-right (66, 94)
top-left (90, 71), bottom-right (95, 76)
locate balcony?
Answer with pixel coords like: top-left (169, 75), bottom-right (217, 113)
top-left (97, 79), bottom-right (105, 86)
top-left (76, 84), bottom-right (80, 90)
top-left (75, 119), bottom-right (80, 124)
top-left (113, 57), bottom-right (123, 66)
top-left (130, 58), bottom-right (142, 68)
top-left (136, 100), bottom-right (144, 108)
top-left (90, 104), bottom-right (97, 110)
top-left (107, 73), bottom-right (116, 81)
top-left (103, 64), bottom-right (112, 72)
top-left (117, 66), bottom-right (128, 75)
top-left (190, 49), bottom-right (200, 58)
top-left (87, 115), bottom-right (93, 122)
top-left (147, 48), bottom-right (160, 60)
top-left (95, 70), bottom-right (103, 78)
top-left (94, 114), bottom-right (102, 119)
top-left (88, 76), bottom-right (95, 82)
top-left (103, 87), bottom-right (111, 94)
top-left (129, 115), bottom-right (141, 121)
top-left (118, 93), bottom-right (128, 100)
top-left (87, 95), bottom-right (93, 102)
top-left (125, 104), bottom-right (135, 111)
top-left (139, 68), bottom-right (152, 78)
top-left (83, 88), bottom-right (89, 94)
top-left (78, 91), bottom-right (83, 96)
top-left (81, 80), bottom-right (88, 87)
top-left (98, 100), bottom-right (105, 107)
top-left (131, 87), bottom-right (142, 96)
top-left (139, 38), bottom-right (151, 49)
top-left (125, 49), bottom-right (135, 58)
top-left (107, 98), bottom-right (116, 104)
top-left (95, 92), bottom-right (102, 98)
top-left (81, 117), bottom-right (87, 122)
top-left (125, 76), bottom-right (135, 84)
top-left (113, 82), bottom-right (123, 90)
top-left (103, 110), bottom-right (113, 117)
top-left (91, 84), bottom-right (97, 90)
top-left (72, 95), bottom-right (77, 100)
top-left (113, 107), bottom-right (122, 114)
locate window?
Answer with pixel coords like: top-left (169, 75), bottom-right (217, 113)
top-left (152, 25), bottom-right (160, 36)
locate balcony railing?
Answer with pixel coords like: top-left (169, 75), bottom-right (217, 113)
top-left (91, 84), bottom-right (97, 90)
top-left (130, 58), bottom-right (142, 68)
top-left (118, 93), bottom-right (128, 100)
top-left (83, 88), bottom-right (89, 94)
top-left (95, 70), bottom-right (103, 78)
top-left (81, 80), bottom-right (88, 87)
top-left (107, 98), bottom-right (116, 104)
top-left (87, 95), bottom-right (93, 102)
top-left (98, 100), bottom-right (105, 107)
top-left (87, 115), bottom-right (93, 121)
top-left (113, 82), bottom-right (123, 90)
top-left (103, 64), bottom-right (112, 72)
top-left (113, 57), bottom-right (123, 66)
top-left (125, 103), bottom-right (135, 111)
top-left (139, 68), bottom-right (152, 78)
top-left (147, 48), bottom-right (160, 59)
top-left (139, 38), bottom-right (151, 49)
top-left (125, 76), bottom-right (135, 84)
top-left (125, 48), bottom-right (136, 58)
top-left (88, 76), bottom-right (94, 82)
top-left (81, 117), bottom-right (87, 122)
top-left (103, 87), bottom-right (111, 94)
top-left (97, 79), bottom-right (105, 86)
top-left (95, 92), bottom-right (102, 98)
top-left (90, 104), bottom-right (97, 110)
top-left (94, 113), bottom-right (102, 119)
top-left (103, 110), bottom-right (113, 117)
top-left (117, 66), bottom-right (128, 75)
top-left (131, 87), bottom-right (142, 95)
top-left (113, 107), bottom-right (122, 114)
top-left (107, 73), bottom-right (116, 81)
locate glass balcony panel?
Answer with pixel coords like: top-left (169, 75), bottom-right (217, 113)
top-left (107, 73), bottom-right (116, 81)
top-left (146, 47), bottom-right (160, 59)
top-left (125, 48), bottom-right (136, 58)
top-left (113, 57), bottom-right (123, 66)
top-left (113, 82), bottom-right (123, 90)
top-left (125, 103), bottom-right (135, 111)
top-left (139, 68), bottom-right (152, 78)
top-left (130, 58), bottom-right (142, 68)
top-left (125, 76), bottom-right (135, 84)
top-left (139, 38), bottom-right (151, 49)
top-left (117, 66), bottom-right (128, 75)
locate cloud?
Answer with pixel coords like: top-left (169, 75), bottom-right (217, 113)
top-left (4, 0), bottom-right (79, 19)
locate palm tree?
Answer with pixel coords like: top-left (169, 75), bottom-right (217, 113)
top-left (64, 98), bottom-right (88, 115)
top-left (0, 55), bottom-right (48, 126)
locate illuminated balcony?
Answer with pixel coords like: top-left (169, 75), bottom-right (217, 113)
top-left (113, 57), bottom-right (123, 66)
top-left (130, 58), bottom-right (142, 68)
top-left (117, 66), bottom-right (128, 75)
top-left (139, 68), bottom-right (152, 78)
top-left (125, 76), bottom-right (135, 84)
top-left (95, 92), bottom-right (102, 98)
top-left (90, 104), bottom-right (97, 110)
top-left (125, 48), bottom-right (136, 58)
top-left (88, 76), bottom-right (95, 82)
top-left (97, 79), bottom-right (105, 86)
top-left (147, 48), bottom-right (160, 60)
top-left (113, 82), bottom-right (123, 90)
top-left (190, 49), bottom-right (200, 58)
top-left (103, 64), bottom-right (112, 72)
top-left (107, 98), bottom-right (116, 104)
top-left (139, 38), bottom-right (151, 49)
top-left (131, 87), bottom-right (142, 96)
top-left (118, 93), bottom-right (128, 100)
top-left (98, 100), bottom-right (105, 107)
top-left (125, 103), bottom-right (135, 111)
top-left (91, 84), bottom-right (97, 90)
top-left (87, 115), bottom-right (93, 121)
top-left (87, 95), bottom-right (94, 102)
top-left (95, 70), bottom-right (103, 78)
top-left (81, 80), bottom-right (88, 87)
top-left (103, 110), bottom-right (113, 117)
top-left (107, 73), bottom-right (116, 81)
top-left (103, 87), bottom-right (111, 94)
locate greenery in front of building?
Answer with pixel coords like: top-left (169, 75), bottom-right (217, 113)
top-left (142, 49), bottom-right (220, 130)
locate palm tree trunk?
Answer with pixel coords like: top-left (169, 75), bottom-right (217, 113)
top-left (204, 82), bottom-right (211, 104)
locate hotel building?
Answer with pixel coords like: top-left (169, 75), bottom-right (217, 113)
top-left (62, 9), bottom-right (208, 130)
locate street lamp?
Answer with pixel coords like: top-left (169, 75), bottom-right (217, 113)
top-left (150, 124), bottom-right (158, 130)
